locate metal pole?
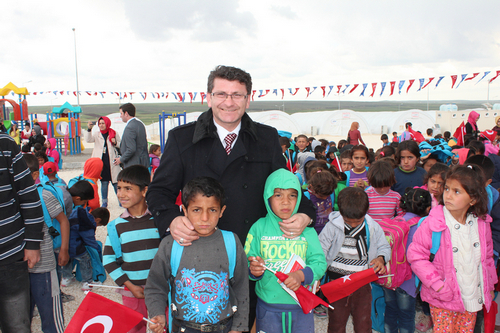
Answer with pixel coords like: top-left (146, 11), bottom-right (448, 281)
top-left (488, 81), bottom-right (490, 102)
top-left (72, 28), bottom-right (80, 106)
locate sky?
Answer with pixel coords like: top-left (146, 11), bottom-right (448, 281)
top-left (1, 0), bottom-right (500, 107)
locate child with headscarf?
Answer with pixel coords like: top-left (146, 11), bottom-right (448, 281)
top-left (45, 138), bottom-right (60, 169)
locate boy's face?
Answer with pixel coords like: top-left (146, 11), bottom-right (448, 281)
top-left (296, 137), bottom-right (308, 151)
top-left (38, 157), bottom-right (44, 166)
top-left (269, 188), bottom-right (298, 220)
top-left (393, 133), bottom-right (397, 138)
top-left (181, 193), bottom-right (226, 237)
top-left (117, 181), bottom-right (147, 210)
top-left (281, 144), bottom-right (287, 154)
top-left (382, 138), bottom-right (389, 144)
top-left (341, 158), bottom-right (353, 171)
top-left (344, 216), bottom-right (364, 228)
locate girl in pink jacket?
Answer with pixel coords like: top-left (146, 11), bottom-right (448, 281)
top-left (408, 164), bottom-right (497, 332)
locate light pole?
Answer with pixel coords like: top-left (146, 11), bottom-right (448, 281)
top-left (72, 28), bottom-right (80, 106)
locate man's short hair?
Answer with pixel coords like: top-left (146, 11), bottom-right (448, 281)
top-left (68, 180), bottom-right (95, 201)
top-left (91, 207), bottom-right (110, 226)
top-left (182, 177), bottom-right (225, 208)
top-left (426, 128), bottom-right (433, 136)
top-left (120, 103), bottom-right (136, 117)
top-left (279, 136), bottom-right (290, 149)
top-left (405, 122), bottom-right (412, 129)
top-left (207, 65), bottom-right (252, 95)
top-left (24, 154), bottom-right (39, 173)
top-left (117, 165), bottom-right (150, 191)
top-left (338, 187), bottom-right (369, 219)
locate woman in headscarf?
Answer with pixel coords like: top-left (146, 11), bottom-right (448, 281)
top-left (84, 117), bottom-right (121, 208)
top-left (27, 124), bottom-right (45, 149)
top-left (465, 110), bottom-right (480, 140)
top-left (347, 121), bottom-right (366, 146)
top-left (45, 137), bottom-right (60, 169)
top-left (492, 115), bottom-right (500, 133)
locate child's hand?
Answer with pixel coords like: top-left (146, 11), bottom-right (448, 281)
top-left (149, 315), bottom-right (166, 333)
top-left (284, 270), bottom-right (305, 292)
top-left (355, 179), bottom-right (367, 189)
top-left (370, 256), bottom-right (386, 274)
top-left (58, 249), bottom-right (70, 267)
top-left (124, 281), bottom-right (145, 299)
top-left (248, 256), bottom-right (265, 277)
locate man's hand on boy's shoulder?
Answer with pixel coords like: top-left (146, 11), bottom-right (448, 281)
top-left (248, 256), bottom-right (265, 277)
top-left (148, 315), bottom-right (165, 333)
top-left (170, 215), bottom-right (199, 246)
top-left (370, 256), bottom-right (386, 274)
top-left (124, 281), bottom-right (145, 299)
top-left (279, 213), bottom-right (311, 239)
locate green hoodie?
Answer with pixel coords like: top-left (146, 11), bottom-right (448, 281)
top-left (244, 168), bottom-right (327, 305)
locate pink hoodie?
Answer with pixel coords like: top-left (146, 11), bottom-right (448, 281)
top-left (46, 138), bottom-right (60, 169)
top-left (407, 205), bottom-right (497, 312)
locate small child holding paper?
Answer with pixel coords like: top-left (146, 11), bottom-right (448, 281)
top-left (245, 168), bottom-right (327, 333)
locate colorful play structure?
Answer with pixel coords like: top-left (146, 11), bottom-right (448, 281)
top-left (0, 82), bottom-right (83, 156)
top-left (30, 102), bottom-right (83, 155)
top-left (159, 111), bottom-right (187, 153)
top-left (0, 82), bottom-right (29, 125)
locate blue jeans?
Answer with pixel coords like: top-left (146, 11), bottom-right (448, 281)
top-left (256, 298), bottom-right (314, 333)
top-left (62, 251), bottom-right (92, 282)
top-left (101, 181), bottom-right (117, 203)
top-left (383, 287), bottom-right (416, 333)
top-left (30, 269), bottom-right (65, 333)
top-left (0, 260), bottom-right (31, 333)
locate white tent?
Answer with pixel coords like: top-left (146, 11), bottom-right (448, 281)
top-left (249, 111), bottom-right (301, 134)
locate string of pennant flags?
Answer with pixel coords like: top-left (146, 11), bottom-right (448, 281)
top-left (14, 69), bottom-right (500, 104)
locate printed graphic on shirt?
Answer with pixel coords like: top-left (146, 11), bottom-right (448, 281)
top-left (175, 268), bottom-right (230, 323)
top-left (258, 236), bottom-right (308, 272)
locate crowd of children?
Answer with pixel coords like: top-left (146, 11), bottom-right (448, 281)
top-left (16, 116), bottom-right (500, 333)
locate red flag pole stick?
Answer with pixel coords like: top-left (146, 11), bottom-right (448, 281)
top-left (88, 284), bottom-right (124, 289)
top-left (142, 317), bottom-right (167, 332)
top-left (377, 274), bottom-right (394, 279)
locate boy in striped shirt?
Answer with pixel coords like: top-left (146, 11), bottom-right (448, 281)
top-left (103, 165), bottom-right (160, 333)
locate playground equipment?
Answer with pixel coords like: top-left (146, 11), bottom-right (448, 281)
top-left (31, 102), bottom-right (83, 155)
top-left (159, 111), bottom-right (187, 153)
top-left (0, 82), bottom-right (29, 122)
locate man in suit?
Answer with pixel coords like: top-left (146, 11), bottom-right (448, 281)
top-left (114, 103), bottom-right (149, 169)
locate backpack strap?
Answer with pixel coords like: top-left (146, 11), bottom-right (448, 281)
top-left (303, 191), bottom-right (311, 199)
top-left (345, 170), bottom-right (351, 187)
top-left (415, 217), bottom-right (442, 289)
top-left (364, 218), bottom-right (370, 250)
top-left (221, 230), bottom-right (236, 280)
top-left (107, 218), bottom-right (125, 266)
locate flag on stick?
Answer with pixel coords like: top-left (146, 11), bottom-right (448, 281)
top-left (453, 121), bottom-right (466, 146)
top-left (66, 292), bottom-right (145, 333)
top-left (407, 126), bottom-right (426, 143)
top-left (264, 266), bottom-right (333, 314)
top-left (321, 268), bottom-right (379, 304)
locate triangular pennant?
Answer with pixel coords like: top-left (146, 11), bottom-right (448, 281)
top-left (348, 84), bottom-right (359, 94)
top-left (342, 84), bottom-right (350, 94)
top-left (200, 92), bottom-right (206, 104)
top-left (417, 78), bottom-right (425, 91)
top-left (489, 70), bottom-right (500, 83)
top-left (369, 82), bottom-right (377, 97)
top-left (406, 79), bottom-right (415, 93)
top-left (476, 71), bottom-right (491, 85)
top-left (398, 80), bottom-right (405, 94)
top-left (435, 76), bottom-right (445, 88)
top-left (465, 72), bottom-right (479, 81)
top-left (359, 83), bottom-right (368, 96)
top-left (327, 85), bottom-right (334, 97)
top-left (321, 86), bottom-right (326, 98)
top-left (305, 87), bottom-right (311, 98)
top-left (422, 77), bottom-right (434, 89)
top-left (450, 75), bottom-right (458, 88)
top-left (390, 81), bottom-right (395, 96)
top-left (280, 88), bottom-right (285, 99)
top-left (455, 74), bottom-right (468, 89)
top-left (379, 82), bottom-right (386, 96)
top-left (336, 85), bottom-right (342, 94)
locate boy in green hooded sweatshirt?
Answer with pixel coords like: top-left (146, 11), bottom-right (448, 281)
top-left (245, 168), bottom-right (327, 333)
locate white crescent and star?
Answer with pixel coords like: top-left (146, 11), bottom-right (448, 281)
top-left (81, 315), bottom-right (114, 333)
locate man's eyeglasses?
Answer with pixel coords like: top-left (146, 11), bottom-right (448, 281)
top-left (211, 92), bottom-right (247, 101)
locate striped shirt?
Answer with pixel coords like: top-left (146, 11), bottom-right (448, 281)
top-left (365, 187), bottom-right (403, 222)
top-left (0, 134), bottom-right (44, 266)
top-left (103, 212), bottom-right (160, 286)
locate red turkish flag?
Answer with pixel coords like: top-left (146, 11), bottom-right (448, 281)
top-left (66, 292), bottom-right (144, 333)
top-left (453, 121), bottom-right (466, 146)
top-left (408, 126), bottom-right (426, 143)
top-left (389, 81), bottom-right (396, 95)
top-left (321, 268), bottom-right (378, 304)
top-left (451, 75), bottom-right (458, 88)
top-left (274, 271), bottom-right (332, 314)
top-left (406, 79), bottom-right (415, 93)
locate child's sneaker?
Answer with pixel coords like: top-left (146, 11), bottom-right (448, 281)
top-left (61, 292), bottom-right (75, 303)
top-left (81, 282), bottom-right (93, 291)
top-left (61, 276), bottom-right (75, 287)
top-left (416, 314), bottom-right (432, 332)
top-left (313, 305), bottom-right (327, 318)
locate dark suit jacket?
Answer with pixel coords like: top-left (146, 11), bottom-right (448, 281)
top-left (146, 109), bottom-right (316, 243)
top-left (120, 118), bottom-right (149, 168)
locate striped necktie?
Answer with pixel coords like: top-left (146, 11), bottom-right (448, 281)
top-left (224, 133), bottom-right (237, 155)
